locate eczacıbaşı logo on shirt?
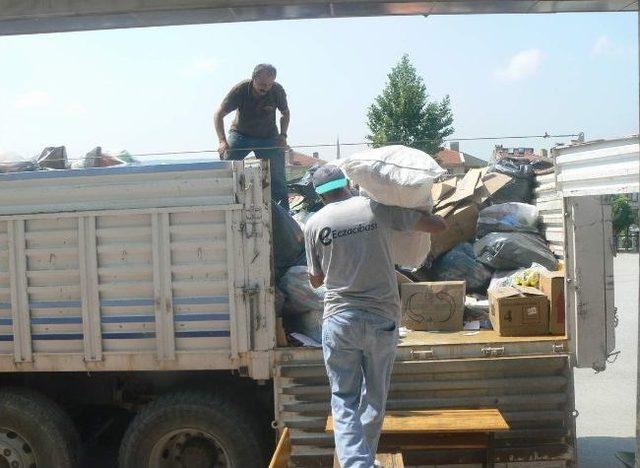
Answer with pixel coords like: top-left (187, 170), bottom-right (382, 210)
top-left (318, 222), bottom-right (378, 246)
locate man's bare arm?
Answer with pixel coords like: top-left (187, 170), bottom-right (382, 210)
top-left (414, 213), bottom-right (447, 233)
top-left (309, 273), bottom-right (325, 289)
top-left (214, 107), bottom-right (229, 141)
top-left (214, 107), bottom-right (231, 155)
top-left (280, 109), bottom-right (290, 137)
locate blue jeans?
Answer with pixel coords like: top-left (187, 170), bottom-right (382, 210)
top-left (322, 309), bottom-right (399, 468)
top-left (226, 130), bottom-right (289, 210)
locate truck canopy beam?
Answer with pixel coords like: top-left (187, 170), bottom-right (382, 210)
top-left (0, 0), bottom-right (637, 36)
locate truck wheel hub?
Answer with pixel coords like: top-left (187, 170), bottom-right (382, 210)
top-left (152, 429), bottom-right (230, 467)
top-left (0, 429), bottom-right (36, 468)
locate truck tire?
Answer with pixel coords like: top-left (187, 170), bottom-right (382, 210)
top-left (0, 388), bottom-right (80, 468)
top-left (119, 391), bottom-right (266, 468)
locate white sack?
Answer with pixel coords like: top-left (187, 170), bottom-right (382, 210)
top-left (339, 145), bottom-right (445, 209)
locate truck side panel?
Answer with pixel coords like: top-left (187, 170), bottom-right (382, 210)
top-left (0, 162), bottom-right (273, 378)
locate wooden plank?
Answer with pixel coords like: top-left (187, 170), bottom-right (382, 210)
top-left (269, 427), bottom-right (291, 468)
top-left (7, 220), bottom-right (32, 362)
top-left (333, 452), bottom-right (403, 468)
top-left (379, 432), bottom-right (489, 450)
top-left (399, 329), bottom-right (561, 347)
top-left (376, 453), bottom-right (404, 468)
top-left (326, 409), bottom-right (509, 434)
top-left (79, 216), bottom-right (102, 361)
top-left (152, 213), bottom-right (175, 360)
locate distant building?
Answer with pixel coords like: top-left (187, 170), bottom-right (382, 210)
top-left (285, 149), bottom-right (326, 180)
top-left (492, 144), bottom-right (551, 163)
top-left (434, 142), bottom-right (487, 176)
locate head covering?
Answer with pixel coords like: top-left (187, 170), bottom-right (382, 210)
top-left (312, 165), bottom-right (348, 195)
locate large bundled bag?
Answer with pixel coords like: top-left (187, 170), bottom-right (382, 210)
top-left (340, 146), bottom-right (445, 268)
top-left (485, 158), bottom-right (536, 204)
top-left (476, 202), bottom-right (539, 238)
top-left (278, 266), bottom-right (325, 314)
top-left (487, 158), bottom-right (535, 180)
top-left (272, 205), bottom-right (306, 281)
top-left (37, 146), bottom-right (68, 169)
top-left (432, 242), bottom-right (492, 292)
top-left (392, 231), bottom-right (431, 268)
top-left (0, 150), bottom-right (37, 172)
top-left (474, 232), bottom-right (558, 271)
top-left (486, 177), bottom-right (533, 204)
top-left (339, 145), bottom-right (445, 209)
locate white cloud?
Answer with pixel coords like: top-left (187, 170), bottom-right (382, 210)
top-left (592, 35), bottom-right (626, 56)
top-left (494, 49), bottom-right (544, 82)
top-left (183, 57), bottom-right (218, 77)
top-left (65, 103), bottom-right (87, 116)
top-left (14, 90), bottom-right (52, 109)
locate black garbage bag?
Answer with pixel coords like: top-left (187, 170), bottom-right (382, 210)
top-left (487, 177), bottom-right (533, 204)
top-left (288, 164), bottom-right (324, 213)
top-left (37, 147), bottom-right (67, 170)
top-left (487, 157), bottom-right (536, 180)
top-left (432, 243), bottom-right (492, 292)
top-left (273, 204), bottom-right (306, 281)
top-left (473, 232), bottom-right (558, 271)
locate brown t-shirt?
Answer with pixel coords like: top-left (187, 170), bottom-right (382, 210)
top-left (221, 79), bottom-right (289, 139)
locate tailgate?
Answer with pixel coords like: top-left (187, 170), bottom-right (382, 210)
top-left (274, 349), bottom-right (574, 467)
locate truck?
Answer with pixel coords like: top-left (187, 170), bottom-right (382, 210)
top-left (0, 135), bottom-right (635, 467)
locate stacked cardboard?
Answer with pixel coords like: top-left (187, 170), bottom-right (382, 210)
top-left (428, 169), bottom-right (512, 264)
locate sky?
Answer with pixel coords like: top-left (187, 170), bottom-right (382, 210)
top-left (0, 12), bottom-right (637, 164)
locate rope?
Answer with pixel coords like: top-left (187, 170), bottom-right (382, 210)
top-left (22, 132), bottom-right (581, 163)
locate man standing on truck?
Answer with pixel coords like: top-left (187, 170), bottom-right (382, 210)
top-left (304, 165), bottom-right (446, 468)
top-left (213, 63), bottom-right (290, 209)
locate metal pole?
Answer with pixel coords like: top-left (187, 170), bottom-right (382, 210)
top-left (636, 8), bottom-right (640, 467)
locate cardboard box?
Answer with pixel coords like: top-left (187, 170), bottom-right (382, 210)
top-left (489, 286), bottom-right (549, 336)
top-left (400, 281), bottom-right (465, 332)
top-left (428, 202), bottom-right (479, 261)
top-left (431, 179), bottom-right (457, 204)
top-left (538, 271), bottom-right (565, 335)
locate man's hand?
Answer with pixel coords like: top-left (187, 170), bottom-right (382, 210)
top-left (276, 134), bottom-right (288, 150)
top-left (309, 273), bottom-right (325, 289)
top-left (414, 213), bottom-right (447, 234)
top-left (218, 139), bottom-right (230, 160)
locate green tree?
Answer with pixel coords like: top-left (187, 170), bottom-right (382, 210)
top-left (612, 194), bottom-right (636, 234)
top-left (366, 54), bottom-right (454, 155)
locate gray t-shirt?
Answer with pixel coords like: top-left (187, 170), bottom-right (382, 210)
top-left (304, 196), bottom-right (420, 323)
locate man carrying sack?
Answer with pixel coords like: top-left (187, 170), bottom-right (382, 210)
top-left (303, 165), bottom-right (446, 468)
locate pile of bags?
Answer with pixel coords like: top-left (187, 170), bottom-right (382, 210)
top-left (421, 156), bottom-right (558, 328)
top-left (0, 146), bottom-right (137, 174)
top-left (279, 145), bottom-right (560, 340)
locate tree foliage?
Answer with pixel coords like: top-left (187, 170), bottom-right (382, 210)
top-left (366, 54), bottom-right (454, 155)
top-left (612, 194), bottom-right (637, 234)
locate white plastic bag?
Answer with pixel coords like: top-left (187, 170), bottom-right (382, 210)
top-left (477, 202), bottom-right (539, 238)
top-left (339, 145), bottom-right (445, 209)
top-left (279, 266), bottom-right (325, 314)
top-left (392, 231), bottom-right (430, 269)
top-left (0, 149), bottom-right (37, 172)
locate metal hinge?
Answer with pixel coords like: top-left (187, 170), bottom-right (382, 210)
top-left (242, 286), bottom-right (264, 349)
top-left (410, 349), bottom-right (434, 360)
top-left (552, 343), bottom-right (565, 354)
top-left (481, 346), bottom-right (505, 358)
